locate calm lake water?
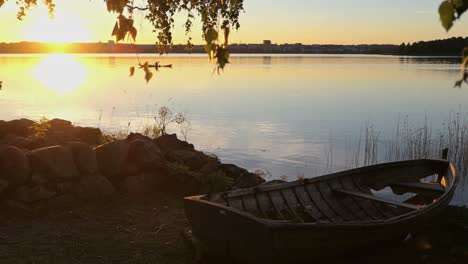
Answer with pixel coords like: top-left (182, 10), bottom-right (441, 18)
top-left (1, 54), bottom-right (467, 204)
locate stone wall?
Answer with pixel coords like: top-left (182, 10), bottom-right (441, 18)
top-left (0, 119), bottom-right (264, 212)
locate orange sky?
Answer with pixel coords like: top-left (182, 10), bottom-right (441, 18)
top-left (1, 0), bottom-right (468, 45)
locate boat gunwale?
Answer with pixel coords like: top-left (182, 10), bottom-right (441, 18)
top-left (184, 159), bottom-right (458, 229)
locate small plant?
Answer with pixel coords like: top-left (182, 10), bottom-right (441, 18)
top-left (176, 113), bottom-right (191, 142)
top-left (152, 105), bottom-right (191, 139)
top-left (30, 117), bottom-right (51, 138)
top-left (141, 124), bottom-right (161, 139)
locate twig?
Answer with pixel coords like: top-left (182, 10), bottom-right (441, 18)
top-left (127, 4), bottom-right (149, 11)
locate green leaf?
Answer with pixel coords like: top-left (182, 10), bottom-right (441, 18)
top-left (439, 1), bottom-right (456, 31)
top-left (129, 66), bottom-right (135, 77)
top-left (205, 28), bottom-right (218, 43)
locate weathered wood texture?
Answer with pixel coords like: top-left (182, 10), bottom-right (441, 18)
top-left (184, 159), bottom-right (458, 264)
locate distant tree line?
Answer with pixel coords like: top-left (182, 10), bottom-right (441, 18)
top-left (399, 37), bottom-right (468, 56)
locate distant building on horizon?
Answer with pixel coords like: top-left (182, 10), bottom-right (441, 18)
top-left (263, 40), bottom-right (272, 46)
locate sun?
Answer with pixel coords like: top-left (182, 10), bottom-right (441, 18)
top-left (21, 8), bottom-right (91, 43)
top-left (33, 54), bottom-right (88, 95)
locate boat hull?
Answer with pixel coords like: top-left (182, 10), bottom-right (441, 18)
top-left (184, 159), bottom-right (457, 263)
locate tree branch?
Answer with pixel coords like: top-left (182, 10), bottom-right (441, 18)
top-left (126, 4), bottom-right (149, 11)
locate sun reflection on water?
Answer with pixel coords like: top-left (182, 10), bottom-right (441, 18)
top-left (33, 54), bottom-right (87, 95)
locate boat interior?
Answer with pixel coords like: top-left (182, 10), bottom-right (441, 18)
top-left (205, 160), bottom-right (454, 224)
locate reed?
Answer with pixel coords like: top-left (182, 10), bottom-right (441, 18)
top-left (331, 112), bottom-right (467, 183)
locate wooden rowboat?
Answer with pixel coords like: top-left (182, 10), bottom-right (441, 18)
top-left (184, 159), bottom-right (458, 263)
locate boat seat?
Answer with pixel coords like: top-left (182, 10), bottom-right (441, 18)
top-left (389, 182), bottom-right (444, 195)
top-left (333, 189), bottom-right (421, 210)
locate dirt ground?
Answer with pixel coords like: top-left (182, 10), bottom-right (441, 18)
top-left (0, 194), bottom-right (467, 264)
top-left (0, 194), bottom-right (193, 264)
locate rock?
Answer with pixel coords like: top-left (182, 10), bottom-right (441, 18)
top-left (154, 134), bottom-right (194, 152)
top-left (3, 199), bottom-right (33, 213)
top-left (48, 118), bottom-right (73, 131)
top-left (2, 119), bottom-right (34, 138)
top-left (56, 181), bottom-right (77, 194)
top-left (219, 164), bottom-right (249, 180)
top-left (219, 164), bottom-right (265, 188)
top-left (45, 194), bottom-right (77, 209)
top-left (0, 146), bottom-right (30, 186)
top-left (122, 173), bottom-right (158, 195)
top-left (67, 141), bottom-right (98, 174)
top-left (127, 139), bottom-right (164, 171)
top-left (30, 172), bottom-right (49, 185)
top-left (0, 179), bottom-right (8, 194)
top-left (126, 132), bottom-right (152, 142)
top-left (168, 150), bottom-right (205, 171)
top-left (14, 185), bottom-right (56, 203)
top-left (200, 159), bottom-right (221, 174)
top-left (94, 140), bottom-right (129, 179)
top-left (12, 136), bottom-right (42, 150)
top-left (28, 146), bottom-right (80, 181)
top-left (234, 173), bottom-right (265, 188)
top-left (0, 120), bottom-right (6, 138)
top-left (1, 134), bottom-right (25, 146)
top-left (75, 127), bottom-right (102, 145)
top-left (74, 174), bottom-right (115, 200)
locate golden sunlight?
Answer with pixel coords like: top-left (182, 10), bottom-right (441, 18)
top-left (21, 9), bottom-right (91, 43)
top-left (33, 54), bottom-right (87, 94)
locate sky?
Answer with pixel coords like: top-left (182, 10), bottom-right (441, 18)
top-left (0, 0), bottom-right (468, 45)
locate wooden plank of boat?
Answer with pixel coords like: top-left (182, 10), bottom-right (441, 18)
top-left (184, 158), bottom-right (458, 263)
top-left (305, 183), bottom-right (345, 223)
top-left (332, 189), bottom-right (421, 210)
top-left (328, 179), bottom-right (369, 221)
top-left (389, 182), bottom-right (444, 195)
top-left (339, 176), bottom-right (385, 220)
top-left (291, 186), bottom-right (328, 222)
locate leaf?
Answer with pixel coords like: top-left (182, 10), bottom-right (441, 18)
top-left (129, 66), bottom-right (135, 77)
top-left (216, 47), bottom-right (230, 70)
top-left (453, 0), bottom-right (468, 17)
top-left (452, 0), bottom-right (465, 8)
top-left (439, 1), bottom-right (456, 31)
top-left (145, 70), bottom-right (153, 83)
top-left (129, 26), bottom-right (137, 41)
top-left (454, 56), bottom-right (468, 87)
top-left (462, 47), bottom-right (468, 59)
top-left (205, 28), bottom-right (218, 43)
top-left (204, 44), bottom-right (214, 59)
top-left (111, 22), bottom-right (119, 36)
